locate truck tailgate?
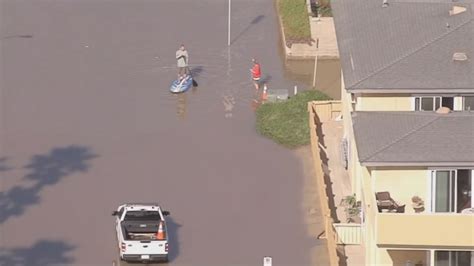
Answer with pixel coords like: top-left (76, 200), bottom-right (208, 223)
top-left (123, 240), bottom-right (167, 255)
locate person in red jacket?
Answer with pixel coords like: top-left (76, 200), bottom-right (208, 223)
top-left (250, 58), bottom-right (262, 90)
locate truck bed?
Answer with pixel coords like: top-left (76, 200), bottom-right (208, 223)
top-left (121, 221), bottom-right (163, 241)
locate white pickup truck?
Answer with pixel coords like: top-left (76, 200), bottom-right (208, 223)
top-left (112, 203), bottom-right (171, 263)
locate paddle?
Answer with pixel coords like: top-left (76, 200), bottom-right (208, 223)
top-left (187, 66), bottom-right (198, 87)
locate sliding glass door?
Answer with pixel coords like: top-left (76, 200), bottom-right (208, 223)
top-left (432, 170), bottom-right (456, 212)
top-left (431, 170), bottom-right (472, 213)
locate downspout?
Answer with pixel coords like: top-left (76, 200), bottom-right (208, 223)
top-left (372, 169), bottom-right (378, 265)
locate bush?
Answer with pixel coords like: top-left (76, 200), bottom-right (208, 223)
top-left (256, 90), bottom-right (330, 148)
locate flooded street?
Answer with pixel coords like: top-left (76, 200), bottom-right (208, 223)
top-left (0, 0), bottom-right (332, 265)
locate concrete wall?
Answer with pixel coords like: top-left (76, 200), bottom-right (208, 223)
top-left (373, 168), bottom-right (429, 214)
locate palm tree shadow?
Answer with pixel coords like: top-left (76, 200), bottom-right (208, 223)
top-left (230, 15), bottom-right (265, 45)
top-left (0, 145), bottom-right (98, 224)
top-left (0, 240), bottom-right (75, 266)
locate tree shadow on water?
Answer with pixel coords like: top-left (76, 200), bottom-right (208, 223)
top-left (0, 240), bottom-right (75, 266)
top-left (0, 157), bottom-right (12, 172)
top-left (0, 145), bottom-right (98, 224)
top-left (230, 15), bottom-right (265, 45)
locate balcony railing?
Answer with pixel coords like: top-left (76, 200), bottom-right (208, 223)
top-left (334, 223), bottom-right (362, 245)
top-left (376, 213), bottom-right (474, 247)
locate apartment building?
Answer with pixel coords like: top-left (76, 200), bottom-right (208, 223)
top-left (332, 0), bottom-right (474, 265)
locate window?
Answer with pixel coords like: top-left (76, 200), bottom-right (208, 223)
top-left (463, 96), bottom-right (474, 111)
top-left (434, 251), bottom-right (473, 266)
top-left (414, 96), bottom-right (454, 111)
top-left (124, 211), bottom-right (161, 221)
top-left (431, 170), bottom-right (473, 213)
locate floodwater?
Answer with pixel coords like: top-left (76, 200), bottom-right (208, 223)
top-left (284, 59), bottom-right (342, 100)
top-left (0, 0), bottom-right (333, 265)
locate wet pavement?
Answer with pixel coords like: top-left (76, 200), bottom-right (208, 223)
top-left (0, 0), bottom-right (328, 265)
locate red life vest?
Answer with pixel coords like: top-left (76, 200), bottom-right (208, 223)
top-left (252, 63), bottom-right (261, 79)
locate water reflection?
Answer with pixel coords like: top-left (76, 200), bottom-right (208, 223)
top-left (176, 94), bottom-right (187, 119)
top-left (223, 94), bottom-right (235, 118)
top-left (283, 59), bottom-right (341, 100)
top-left (250, 84), bottom-right (268, 111)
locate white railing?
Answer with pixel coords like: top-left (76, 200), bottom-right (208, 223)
top-left (333, 223), bottom-right (362, 245)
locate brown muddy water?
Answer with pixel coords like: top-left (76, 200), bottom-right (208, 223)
top-left (284, 59), bottom-right (342, 100)
top-left (0, 0), bottom-right (333, 265)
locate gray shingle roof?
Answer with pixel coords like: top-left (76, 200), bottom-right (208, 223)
top-left (332, 0), bottom-right (474, 92)
top-left (352, 111), bottom-right (474, 166)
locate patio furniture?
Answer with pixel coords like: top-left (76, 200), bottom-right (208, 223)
top-left (376, 191), bottom-right (405, 213)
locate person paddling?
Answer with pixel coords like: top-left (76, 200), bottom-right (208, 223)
top-left (176, 44), bottom-right (189, 79)
top-left (250, 58), bottom-right (262, 90)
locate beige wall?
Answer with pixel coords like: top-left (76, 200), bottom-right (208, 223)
top-left (378, 249), bottom-right (427, 266)
top-left (341, 72), bottom-right (353, 139)
top-left (357, 94), bottom-right (412, 111)
top-left (341, 72), bottom-right (359, 195)
top-left (377, 214), bottom-right (474, 247)
top-left (355, 94), bottom-right (466, 111)
top-left (373, 168), bottom-right (428, 214)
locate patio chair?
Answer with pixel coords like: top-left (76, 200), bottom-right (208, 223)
top-left (375, 191), bottom-right (405, 213)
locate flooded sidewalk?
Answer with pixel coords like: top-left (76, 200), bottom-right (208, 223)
top-left (284, 59), bottom-right (341, 100)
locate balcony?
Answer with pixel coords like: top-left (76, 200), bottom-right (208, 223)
top-left (376, 213), bottom-right (474, 247)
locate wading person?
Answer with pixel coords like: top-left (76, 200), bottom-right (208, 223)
top-left (250, 58), bottom-right (261, 90)
top-left (176, 44), bottom-right (189, 79)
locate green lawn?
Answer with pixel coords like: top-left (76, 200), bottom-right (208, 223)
top-left (277, 0), bottom-right (312, 45)
top-left (256, 90), bottom-right (331, 148)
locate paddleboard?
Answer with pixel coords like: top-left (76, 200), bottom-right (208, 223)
top-left (170, 76), bottom-right (193, 94)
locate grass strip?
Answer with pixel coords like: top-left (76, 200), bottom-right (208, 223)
top-left (256, 90), bottom-right (331, 148)
top-left (277, 0), bottom-right (312, 45)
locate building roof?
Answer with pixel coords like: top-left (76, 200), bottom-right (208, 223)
top-left (352, 111), bottom-right (474, 166)
top-left (332, 0), bottom-right (474, 93)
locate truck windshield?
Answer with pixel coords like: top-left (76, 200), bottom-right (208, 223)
top-left (123, 211), bottom-right (161, 221)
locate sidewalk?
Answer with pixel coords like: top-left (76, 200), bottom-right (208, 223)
top-left (320, 120), bottom-right (365, 266)
top-left (309, 100), bottom-right (365, 266)
top-left (287, 17), bottom-right (339, 59)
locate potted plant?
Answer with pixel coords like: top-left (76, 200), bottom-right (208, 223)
top-left (411, 196), bottom-right (425, 213)
top-left (340, 194), bottom-right (361, 223)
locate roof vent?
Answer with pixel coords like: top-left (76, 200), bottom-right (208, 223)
top-left (449, 6), bottom-right (467, 16)
top-left (382, 0), bottom-right (389, 8)
top-left (453, 52), bottom-right (468, 61)
top-left (436, 107), bottom-right (451, 114)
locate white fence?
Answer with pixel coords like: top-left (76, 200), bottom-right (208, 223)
top-left (333, 223), bottom-right (362, 245)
